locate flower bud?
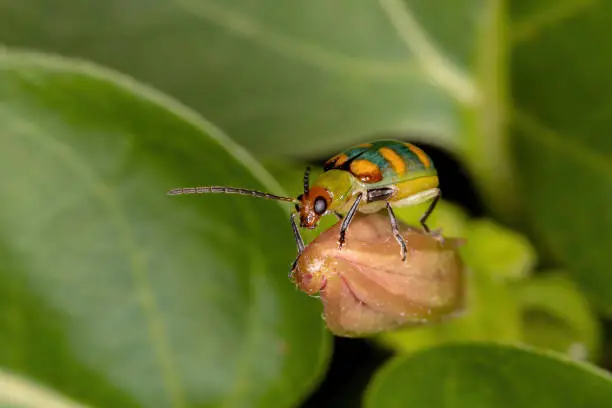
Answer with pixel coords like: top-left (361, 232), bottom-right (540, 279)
top-left (291, 213), bottom-right (466, 337)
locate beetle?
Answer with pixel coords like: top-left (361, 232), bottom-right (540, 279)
top-left (167, 139), bottom-right (441, 266)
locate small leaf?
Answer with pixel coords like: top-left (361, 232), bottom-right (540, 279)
top-left (462, 218), bottom-right (537, 280)
top-left (0, 49), bottom-right (329, 407)
top-left (514, 272), bottom-right (601, 361)
top-left (365, 344), bottom-right (612, 407)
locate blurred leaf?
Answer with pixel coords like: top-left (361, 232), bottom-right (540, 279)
top-left (0, 0), bottom-right (466, 154)
top-left (462, 219), bottom-right (536, 280)
top-left (515, 272), bottom-right (601, 361)
top-left (511, 1), bottom-right (612, 311)
top-left (0, 370), bottom-right (89, 408)
top-left (0, 0), bottom-right (515, 214)
top-left (0, 49), bottom-right (329, 407)
top-left (365, 344), bottom-right (612, 407)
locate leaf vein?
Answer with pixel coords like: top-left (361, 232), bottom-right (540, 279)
top-left (377, 0), bottom-right (480, 105)
top-left (513, 108), bottom-right (612, 177)
top-left (171, 0), bottom-right (423, 78)
top-left (511, 0), bottom-right (599, 44)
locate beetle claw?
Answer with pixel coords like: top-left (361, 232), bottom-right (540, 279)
top-left (289, 255), bottom-right (302, 281)
top-left (337, 232), bottom-right (346, 250)
top-left (395, 236), bottom-right (408, 261)
top-left (427, 228), bottom-right (445, 246)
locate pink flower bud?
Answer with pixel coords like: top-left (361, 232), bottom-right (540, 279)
top-left (292, 213), bottom-right (466, 337)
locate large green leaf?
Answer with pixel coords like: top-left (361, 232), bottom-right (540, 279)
top-left (0, 0), bottom-right (515, 213)
top-left (365, 344), bottom-right (612, 407)
top-left (0, 0), bottom-right (464, 154)
top-left (0, 48), bottom-right (329, 407)
top-left (511, 1), bottom-right (612, 311)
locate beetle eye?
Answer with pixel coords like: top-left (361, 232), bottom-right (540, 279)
top-left (313, 197), bottom-right (327, 215)
top-left (295, 203), bottom-right (300, 212)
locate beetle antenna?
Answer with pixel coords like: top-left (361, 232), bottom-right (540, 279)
top-left (303, 166), bottom-right (311, 196)
top-left (167, 186), bottom-right (298, 203)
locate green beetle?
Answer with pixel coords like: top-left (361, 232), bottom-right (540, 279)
top-left (168, 140), bottom-right (441, 265)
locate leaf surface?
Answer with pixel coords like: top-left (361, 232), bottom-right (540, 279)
top-left (365, 344), bottom-right (612, 407)
top-left (0, 49), bottom-right (329, 408)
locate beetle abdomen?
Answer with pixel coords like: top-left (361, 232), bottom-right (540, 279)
top-left (323, 140), bottom-right (436, 185)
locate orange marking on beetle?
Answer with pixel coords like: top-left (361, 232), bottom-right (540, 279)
top-left (350, 159), bottom-right (383, 183)
top-left (324, 155), bottom-right (338, 166)
top-left (405, 143), bottom-right (431, 168)
top-left (379, 147), bottom-right (406, 175)
top-left (334, 154), bottom-right (349, 166)
top-left (357, 143), bottom-right (373, 148)
top-left (325, 153), bottom-right (349, 168)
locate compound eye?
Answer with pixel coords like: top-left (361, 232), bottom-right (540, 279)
top-left (313, 196), bottom-right (327, 215)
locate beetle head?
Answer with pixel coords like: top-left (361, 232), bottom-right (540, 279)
top-left (296, 186), bottom-right (331, 229)
top-left (295, 167), bottom-right (331, 229)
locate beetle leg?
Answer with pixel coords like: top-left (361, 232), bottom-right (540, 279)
top-left (386, 202), bottom-right (408, 261)
top-left (338, 192), bottom-right (363, 250)
top-left (289, 212), bottom-right (305, 278)
top-left (419, 190), bottom-right (441, 233)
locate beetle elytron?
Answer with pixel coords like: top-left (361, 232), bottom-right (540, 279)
top-left (168, 140), bottom-right (441, 265)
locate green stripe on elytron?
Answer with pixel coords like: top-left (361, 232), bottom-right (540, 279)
top-left (356, 148), bottom-right (388, 169)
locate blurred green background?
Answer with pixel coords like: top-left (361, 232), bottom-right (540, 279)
top-left (2, 0), bottom-right (612, 407)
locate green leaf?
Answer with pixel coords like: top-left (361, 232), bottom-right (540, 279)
top-left (0, 48), bottom-right (329, 407)
top-left (0, 0), bottom-right (463, 154)
top-left (462, 219), bottom-right (536, 280)
top-left (511, 1), bottom-right (612, 311)
top-left (0, 0), bottom-right (515, 215)
top-left (515, 272), bottom-right (601, 361)
top-left (365, 344), bottom-right (612, 407)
